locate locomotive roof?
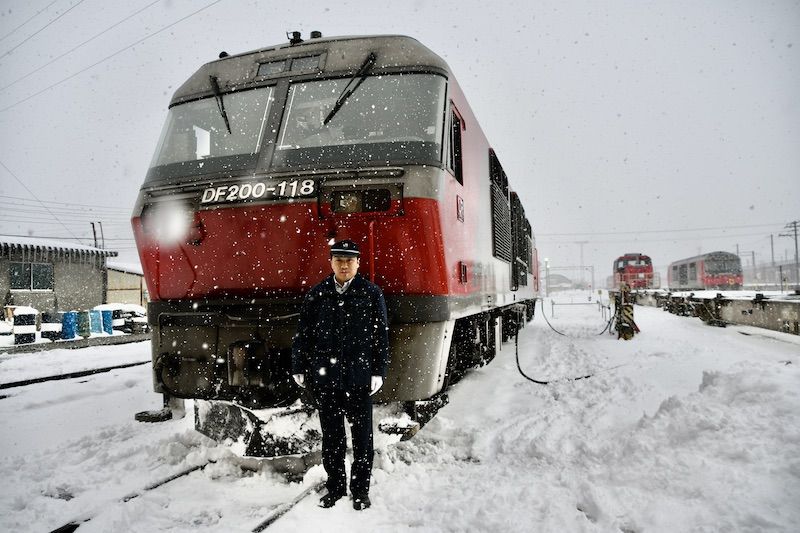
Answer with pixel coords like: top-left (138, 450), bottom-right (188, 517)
top-left (170, 34), bottom-right (451, 107)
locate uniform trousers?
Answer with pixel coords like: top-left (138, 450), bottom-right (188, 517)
top-left (314, 386), bottom-right (374, 497)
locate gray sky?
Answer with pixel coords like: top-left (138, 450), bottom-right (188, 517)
top-left (1, 0), bottom-right (798, 284)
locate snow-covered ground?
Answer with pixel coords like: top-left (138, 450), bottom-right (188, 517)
top-left (1, 293), bottom-right (798, 532)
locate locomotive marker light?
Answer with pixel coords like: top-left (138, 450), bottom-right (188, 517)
top-left (140, 201), bottom-right (194, 245)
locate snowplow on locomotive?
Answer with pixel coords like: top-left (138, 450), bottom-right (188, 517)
top-left (132, 33), bottom-right (539, 455)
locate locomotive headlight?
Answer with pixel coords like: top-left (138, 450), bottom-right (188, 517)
top-left (141, 201), bottom-right (194, 245)
top-left (333, 191), bottom-right (362, 213)
top-left (331, 189), bottom-right (391, 213)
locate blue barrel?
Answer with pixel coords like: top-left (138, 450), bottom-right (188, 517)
top-left (41, 312), bottom-right (63, 342)
top-left (13, 310), bottom-right (37, 345)
top-left (89, 310), bottom-right (103, 334)
top-left (77, 311), bottom-right (91, 338)
top-left (101, 310), bottom-right (113, 334)
top-left (62, 311), bottom-right (78, 339)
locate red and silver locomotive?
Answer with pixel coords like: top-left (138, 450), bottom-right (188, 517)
top-left (610, 253), bottom-right (658, 289)
top-left (667, 251), bottom-right (742, 290)
top-left (132, 34), bottom-right (539, 446)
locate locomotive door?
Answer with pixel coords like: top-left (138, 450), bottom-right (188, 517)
top-left (678, 264), bottom-right (688, 286)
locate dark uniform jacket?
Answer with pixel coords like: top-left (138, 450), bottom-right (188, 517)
top-left (291, 274), bottom-right (389, 389)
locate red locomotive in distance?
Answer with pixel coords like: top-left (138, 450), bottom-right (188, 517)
top-left (611, 253), bottom-right (658, 289)
top-left (667, 251), bottom-right (743, 290)
top-left (131, 33), bottom-right (539, 447)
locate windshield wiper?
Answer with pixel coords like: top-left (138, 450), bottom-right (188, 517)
top-left (323, 52), bottom-right (377, 125)
top-left (209, 75), bottom-right (232, 134)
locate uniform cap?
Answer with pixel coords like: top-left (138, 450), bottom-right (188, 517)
top-left (330, 239), bottom-right (360, 257)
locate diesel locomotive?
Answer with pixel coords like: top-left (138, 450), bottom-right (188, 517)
top-left (611, 253), bottom-right (658, 289)
top-left (132, 33), bottom-right (539, 445)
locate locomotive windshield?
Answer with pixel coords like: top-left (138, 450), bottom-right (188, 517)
top-left (273, 74), bottom-right (446, 169)
top-left (705, 257), bottom-right (742, 275)
top-left (616, 256), bottom-right (651, 269)
top-left (147, 86), bottom-right (274, 180)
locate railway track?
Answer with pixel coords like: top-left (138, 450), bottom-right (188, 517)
top-left (49, 461), bottom-right (214, 533)
top-left (0, 360), bottom-right (151, 392)
top-left (48, 458), bottom-right (326, 532)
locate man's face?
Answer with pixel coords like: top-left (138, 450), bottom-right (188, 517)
top-left (331, 255), bottom-right (360, 283)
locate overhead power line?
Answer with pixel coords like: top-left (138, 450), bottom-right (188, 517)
top-left (0, 194), bottom-right (132, 211)
top-left (0, 0), bottom-right (88, 60)
top-left (537, 231), bottom-right (777, 245)
top-left (1, 0), bottom-right (162, 92)
top-left (0, 218), bottom-right (131, 226)
top-left (0, 0), bottom-right (223, 113)
top-left (0, 0), bottom-right (61, 44)
top-left (0, 206), bottom-right (131, 219)
top-left (0, 159), bottom-right (80, 240)
top-left (537, 221), bottom-right (786, 237)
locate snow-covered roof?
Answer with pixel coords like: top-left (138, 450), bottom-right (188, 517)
top-left (106, 260), bottom-right (143, 275)
top-left (0, 235), bottom-right (118, 257)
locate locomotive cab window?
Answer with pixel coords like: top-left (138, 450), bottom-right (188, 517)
top-left (448, 106), bottom-right (463, 184)
top-left (146, 86), bottom-right (274, 181)
top-left (272, 74), bottom-right (446, 169)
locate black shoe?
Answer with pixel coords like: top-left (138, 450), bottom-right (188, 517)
top-left (319, 491), bottom-right (345, 508)
top-left (352, 494), bottom-right (371, 510)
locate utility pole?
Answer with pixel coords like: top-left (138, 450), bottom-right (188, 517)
top-left (575, 240), bottom-right (588, 286)
top-left (770, 234), bottom-right (775, 267)
top-left (544, 258), bottom-right (550, 297)
top-left (90, 222), bottom-right (98, 248)
top-left (741, 250), bottom-right (756, 284)
top-left (98, 221), bottom-right (105, 249)
top-left (779, 220), bottom-right (799, 285)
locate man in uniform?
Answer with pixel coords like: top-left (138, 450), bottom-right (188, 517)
top-left (291, 239), bottom-right (389, 510)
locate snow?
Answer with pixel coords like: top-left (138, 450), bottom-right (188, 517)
top-left (651, 289), bottom-right (800, 301)
top-left (1, 293), bottom-right (799, 532)
top-left (93, 303), bottom-right (147, 315)
top-left (11, 306), bottom-right (38, 316)
top-left (106, 260), bottom-right (144, 276)
top-left (0, 235), bottom-right (115, 256)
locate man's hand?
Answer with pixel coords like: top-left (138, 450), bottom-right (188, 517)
top-left (293, 374), bottom-right (305, 388)
top-left (370, 376), bottom-right (383, 395)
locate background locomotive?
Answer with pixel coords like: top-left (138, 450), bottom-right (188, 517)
top-left (610, 253), bottom-right (658, 289)
top-left (132, 33), bottom-right (539, 445)
top-left (667, 251), bottom-right (743, 290)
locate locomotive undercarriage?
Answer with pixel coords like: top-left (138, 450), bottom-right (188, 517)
top-left (146, 298), bottom-right (535, 457)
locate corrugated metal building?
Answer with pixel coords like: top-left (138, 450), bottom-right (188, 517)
top-left (1, 236), bottom-right (118, 312)
top-left (107, 260), bottom-right (148, 307)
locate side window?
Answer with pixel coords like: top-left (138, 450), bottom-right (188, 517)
top-left (10, 262), bottom-right (54, 290)
top-left (448, 106), bottom-right (463, 184)
top-left (9, 262), bottom-right (31, 290)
